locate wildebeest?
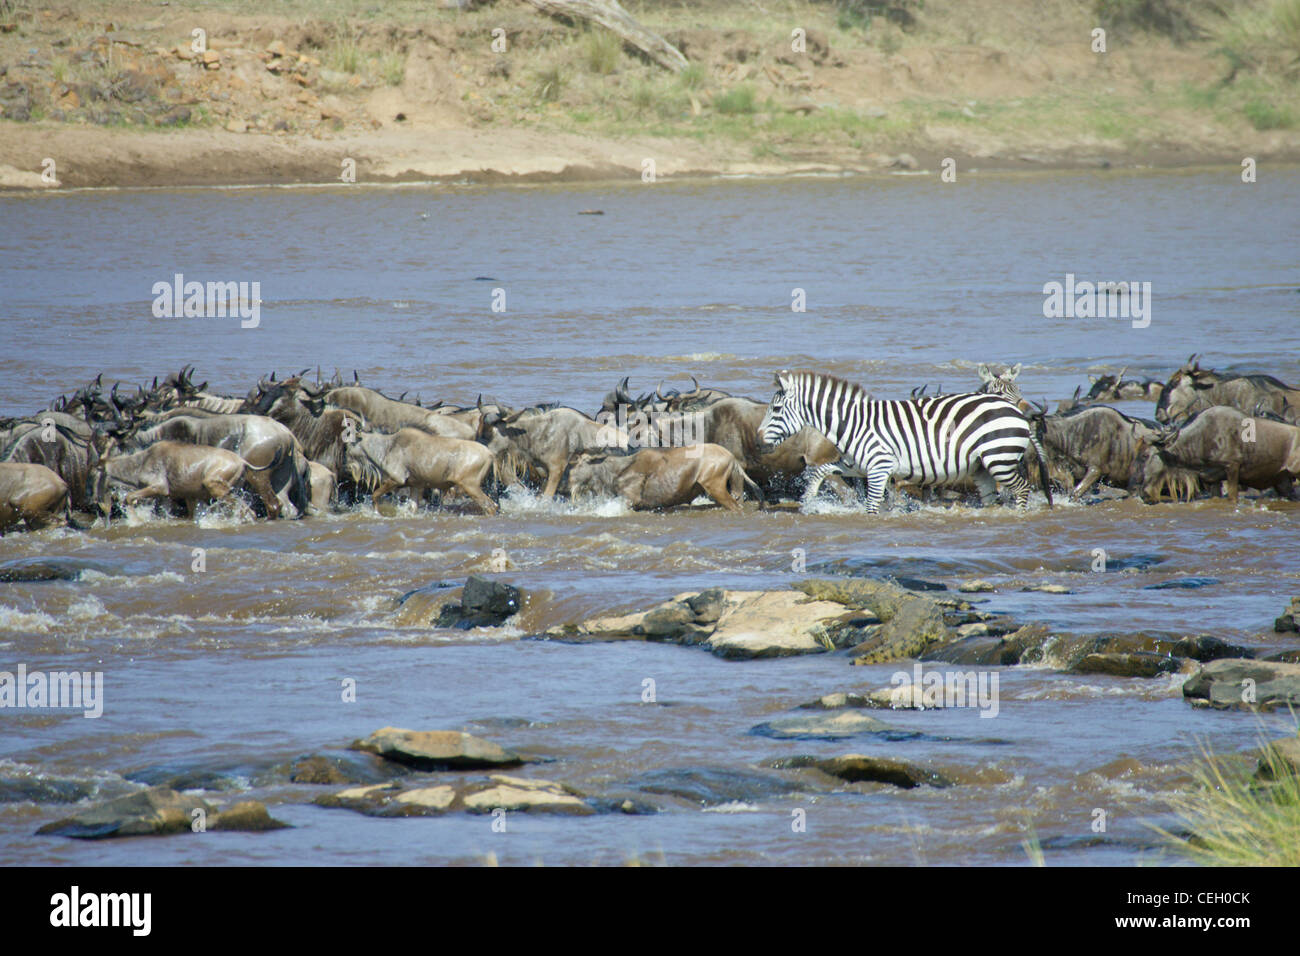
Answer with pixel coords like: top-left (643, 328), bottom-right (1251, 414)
top-left (1155, 356), bottom-right (1300, 424)
top-left (1, 415), bottom-right (99, 512)
top-left (1082, 367), bottom-right (1164, 403)
top-left (646, 397), bottom-right (846, 497)
top-left (120, 414), bottom-right (312, 517)
top-left (306, 461), bottom-right (337, 512)
top-left (480, 405), bottom-right (627, 498)
top-left (93, 441), bottom-right (279, 519)
top-left (246, 377), bottom-right (363, 485)
top-left (0, 462), bottom-right (74, 532)
top-left (1031, 403), bottom-right (1161, 498)
top-left (566, 444), bottom-right (765, 512)
top-left (345, 427), bottom-right (500, 515)
top-left (322, 386), bottom-right (476, 440)
top-left (1132, 405), bottom-right (1300, 502)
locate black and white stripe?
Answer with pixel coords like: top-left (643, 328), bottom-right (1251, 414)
top-left (758, 370), bottom-right (1051, 513)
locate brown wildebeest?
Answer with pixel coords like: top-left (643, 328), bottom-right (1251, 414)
top-left (1, 415), bottom-right (99, 513)
top-left (1031, 403), bottom-right (1162, 498)
top-left (1132, 405), bottom-right (1300, 503)
top-left (566, 444), bottom-right (765, 512)
top-left (0, 463), bottom-right (75, 533)
top-left (345, 427), bottom-right (500, 515)
top-left (94, 441), bottom-right (280, 519)
top-left (1155, 355), bottom-right (1300, 424)
top-left (480, 405), bottom-right (628, 499)
top-left (322, 386), bottom-right (475, 440)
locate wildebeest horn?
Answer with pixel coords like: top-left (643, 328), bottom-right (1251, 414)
top-left (353, 370), bottom-right (360, 384)
top-left (270, 370), bottom-right (277, 382)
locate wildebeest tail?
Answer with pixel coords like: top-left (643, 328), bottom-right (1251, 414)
top-left (1030, 435), bottom-right (1053, 508)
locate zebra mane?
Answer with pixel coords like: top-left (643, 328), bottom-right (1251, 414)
top-left (784, 370), bottom-right (873, 404)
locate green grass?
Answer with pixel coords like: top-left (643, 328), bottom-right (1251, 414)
top-left (534, 65), bottom-right (565, 104)
top-left (377, 51), bottom-right (406, 86)
top-left (582, 27), bottom-right (621, 75)
top-left (1243, 97), bottom-right (1295, 129)
top-left (714, 84), bottom-right (757, 115)
top-left (1152, 731), bottom-right (1300, 866)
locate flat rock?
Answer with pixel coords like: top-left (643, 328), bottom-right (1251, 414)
top-left (350, 727), bottom-right (523, 770)
top-left (1182, 659), bottom-right (1300, 710)
top-left (795, 578), bottom-right (953, 663)
top-left (462, 775), bottom-right (591, 814)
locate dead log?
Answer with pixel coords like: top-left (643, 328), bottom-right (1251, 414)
top-left (521, 0), bottom-right (689, 72)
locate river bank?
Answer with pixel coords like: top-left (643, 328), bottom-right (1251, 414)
top-left (2, 0), bottom-right (1298, 190)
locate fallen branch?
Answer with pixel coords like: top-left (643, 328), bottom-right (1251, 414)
top-left (520, 0), bottom-right (689, 73)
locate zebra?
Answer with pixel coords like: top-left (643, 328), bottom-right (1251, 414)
top-left (758, 370), bottom-right (1053, 513)
top-left (977, 363), bottom-right (1026, 408)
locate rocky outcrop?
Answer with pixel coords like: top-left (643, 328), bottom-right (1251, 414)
top-left (36, 787), bottom-right (288, 839)
top-left (350, 728), bottom-right (523, 770)
top-left (1182, 659), bottom-right (1300, 710)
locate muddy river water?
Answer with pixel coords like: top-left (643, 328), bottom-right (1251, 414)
top-left (1, 168), bottom-right (1297, 865)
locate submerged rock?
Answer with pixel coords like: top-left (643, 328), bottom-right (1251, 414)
top-left (0, 558), bottom-right (99, 582)
top-left (771, 754), bottom-right (954, 789)
top-left (1072, 652), bottom-right (1186, 678)
top-left (350, 727), bottom-right (523, 770)
top-left (281, 752), bottom-right (403, 785)
top-left (36, 787), bottom-right (287, 839)
top-left (1182, 659), bottom-right (1300, 710)
top-left (751, 710), bottom-right (900, 740)
top-left (630, 766), bottom-right (800, 807)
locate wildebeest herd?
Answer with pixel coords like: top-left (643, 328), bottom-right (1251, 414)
top-left (1, 355), bottom-right (1298, 533)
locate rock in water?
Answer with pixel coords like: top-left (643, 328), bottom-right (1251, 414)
top-left (36, 787), bottom-right (287, 838)
top-left (349, 727), bottom-right (523, 770)
top-left (433, 575), bottom-right (522, 628)
top-left (751, 711), bottom-right (899, 739)
top-left (772, 754), bottom-right (953, 789)
top-left (1182, 659), bottom-right (1300, 710)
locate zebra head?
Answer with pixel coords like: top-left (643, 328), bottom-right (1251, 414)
top-left (758, 370), bottom-right (802, 446)
top-left (977, 363), bottom-right (1028, 410)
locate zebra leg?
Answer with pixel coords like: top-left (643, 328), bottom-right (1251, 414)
top-left (801, 462), bottom-right (840, 503)
top-left (864, 460), bottom-right (894, 514)
top-left (985, 462), bottom-right (1032, 509)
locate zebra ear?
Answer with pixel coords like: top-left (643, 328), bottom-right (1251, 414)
top-left (1009, 363), bottom-right (1022, 379)
top-left (774, 370), bottom-right (791, 388)
top-left (977, 364), bottom-right (993, 382)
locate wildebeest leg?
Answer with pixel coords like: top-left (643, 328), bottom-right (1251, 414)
top-left (124, 485), bottom-right (168, 508)
top-left (371, 478), bottom-right (399, 505)
top-left (541, 466), bottom-right (563, 499)
top-left (699, 476), bottom-right (743, 512)
top-left (458, 481), bottom-right (498, 516)
top-left (1071, 466), bottom-right (1102, 499)
top-left (242, 471), bottom-right (282, 520)
top-left (1225, 463), bottom-right (1240, 503)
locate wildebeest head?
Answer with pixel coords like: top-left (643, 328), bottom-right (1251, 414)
top-left (1130, 422), bottom-right (1199, 502)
